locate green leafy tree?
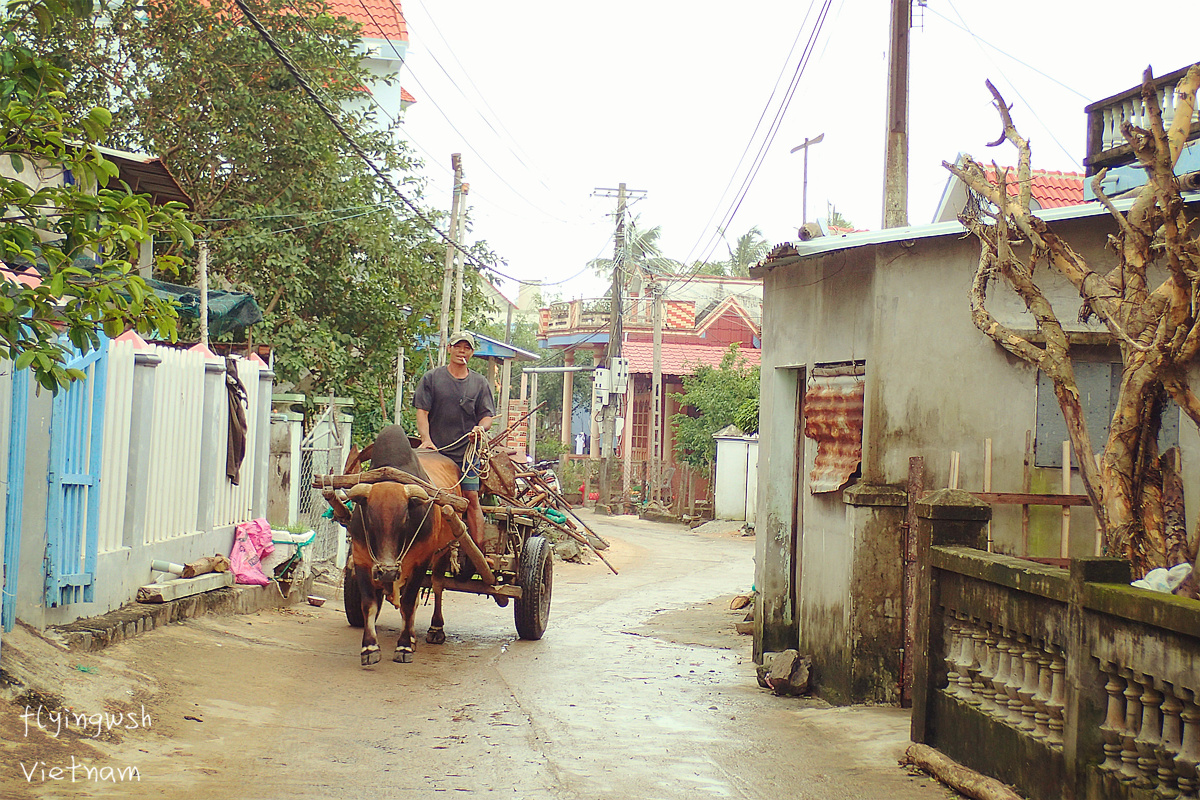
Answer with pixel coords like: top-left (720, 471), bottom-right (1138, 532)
top-left (588, 213), bottom-right (681, 284)
top-left (724, 226), bottom-right (769, 277)
top-left (49, 0), bottom-right (496, 440)
top-left (670, 344), bottom-right (759, 467)
top-left (0, 0), bottom-right (195, 391)
top-left (827, 204), bottom-right (855, 230)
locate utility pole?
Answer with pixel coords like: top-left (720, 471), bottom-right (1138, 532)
top-left (439, 154), bottom-right (464, 365)
top-left (650, 282), bottom-right (664, 506)
top-left (591, 183), bottom-right (646, 509)
top-left (882, 0), bottom-right (911, 228)
top-left (789, 133), bottom-right (824, 226)
top-left (452, 182), bottom-right (471, 336)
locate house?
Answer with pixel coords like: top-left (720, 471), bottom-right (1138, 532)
top-left (328, 0), bottom-right (416, 117)
top-left (537, 275), bottom-right (761, 508)
top-left (749, 65), bottom-right (1200, 707)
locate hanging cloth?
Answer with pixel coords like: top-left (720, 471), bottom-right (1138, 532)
top-left (225, 356), bottom-right (249, 484)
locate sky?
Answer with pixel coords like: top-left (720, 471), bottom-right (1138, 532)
top-left (386, 0), bottom-right (1200, 303)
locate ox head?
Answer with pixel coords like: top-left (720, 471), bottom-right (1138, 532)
top-left (348, 482), bottom-right (434, 586)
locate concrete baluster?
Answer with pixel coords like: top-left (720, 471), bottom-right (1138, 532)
top-left (956, 614), bottom-right (978, 701)
top-left (1122, 668), bottom-right (1147, 781)
top-left (1018, 643), bottom-right (1041, 732)
top-left (1005, 634), bottom-right (1028, 727)
top-left (1032, 646), bottom-right (1053, 740)
top-left (966, 621), bottom-right (987, 706)
top-left (990, 632), bottom-right (1013, 720)
top-left (978, 626), bottom-right (1000, 714)
top-left (1134, 675), bottom-right (1164, 788)
top-left (1175, 690), bottom-right (1200, 800)
top-left (1159, 684), bottom-right (1184, 799)
top-left (942, 612), bottom-right (963, 695)
top-left (1099, 664), bottom-right (1128, 773)
top-left (1047, 652), bottom-right (1066, 746)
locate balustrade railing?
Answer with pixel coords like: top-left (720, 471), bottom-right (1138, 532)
top-left (912, 489), bottom-right (1200, 800)
top-left (1085, 64), bottom-right (1200, 175)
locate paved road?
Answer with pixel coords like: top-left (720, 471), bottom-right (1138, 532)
top-left (4, 512), bottom-right (952, 799)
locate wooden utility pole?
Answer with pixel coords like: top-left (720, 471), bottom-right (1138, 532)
top-left (392, 345), bottom-right (405, 425)
top-left (439, 154), bottom-right (464, 365)
top-left (198, 241), bottom-right (210, 347)
top-left (882, 0), bottom-right (910, 228)
top-left (452, 181), bottom-right (471, 335)
top-left (789, 133), bottom-right (824, 226)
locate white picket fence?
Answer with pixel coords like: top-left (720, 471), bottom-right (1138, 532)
top-left (95, 338), bottom-right (266, 553)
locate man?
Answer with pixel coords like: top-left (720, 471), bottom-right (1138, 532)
top-left (414, 331), bottom-right (496, 572)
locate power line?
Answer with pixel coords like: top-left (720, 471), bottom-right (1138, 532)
top-left (230, 0), bottom-right (528, 283)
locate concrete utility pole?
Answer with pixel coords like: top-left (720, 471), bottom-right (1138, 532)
top-left (650, 282), bottom-right (664, 505)
top-left (789, 133), bottom-right (824, 226)
top-left (882, 0), bottom-right (911, 228)
top-left (439, 154), bottom-right (464, 365)
top-left (452, 181), bottom-right (471, 336)
top-left (591, 183), bottom-right (646, 508)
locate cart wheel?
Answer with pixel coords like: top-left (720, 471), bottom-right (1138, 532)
top-left (514, 535), bottom-right (552, 640)
top-left (344, 563), bottom-right (365, 628)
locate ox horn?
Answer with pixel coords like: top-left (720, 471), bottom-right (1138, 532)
top-left (346, 483), bottom-right (374, 501)
top-left (406, 486), bottom-right (430, 502)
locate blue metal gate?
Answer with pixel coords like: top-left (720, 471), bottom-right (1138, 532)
top-left (2, 366), bottom-right (29, 632)
top-left (44, 339), bottom-right (109, 607)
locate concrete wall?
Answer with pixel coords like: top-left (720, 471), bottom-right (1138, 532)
top-left (753, 212), bottom-right (1195, 704)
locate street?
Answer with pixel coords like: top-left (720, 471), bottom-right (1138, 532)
top-left (1, 512), bottom-right (952, 799)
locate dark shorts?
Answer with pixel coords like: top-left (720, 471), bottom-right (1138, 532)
top-left (458, 453), bottom-right (482, 493)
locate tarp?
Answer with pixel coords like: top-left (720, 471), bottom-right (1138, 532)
top-left (147, 278), bottom-right (263, 337)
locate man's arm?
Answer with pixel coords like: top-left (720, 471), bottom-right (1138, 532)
top-left (416, 409), bottom-right (436, 449)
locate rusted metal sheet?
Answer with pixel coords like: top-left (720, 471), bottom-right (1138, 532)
top-left (803, 366), bottom-right (865, 493)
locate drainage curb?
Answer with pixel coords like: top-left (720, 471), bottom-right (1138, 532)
top-left (48, 577), bottom-right (314, 653)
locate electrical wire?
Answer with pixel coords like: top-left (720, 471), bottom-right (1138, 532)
top-left (670, 0), bottom-right (834, 294)
top-left (942, 0), bottom-right (1082, 170)
top-left (231, 0), bottom-right (526, 283)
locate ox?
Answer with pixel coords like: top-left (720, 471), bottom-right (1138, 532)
top-left (340, 426), bottom-right (481, 665)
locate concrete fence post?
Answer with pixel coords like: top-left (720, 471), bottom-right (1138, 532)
top-left (121, 350), bottom-right (161, 548)
top-left (1064, 557), bottom-right (1131, 800)
top-left (195, 359), bottom-right (226, 534)
top-left (251, 368), bottom-right (274, 520)
top-left (910, 488), bottom-right (991, 743)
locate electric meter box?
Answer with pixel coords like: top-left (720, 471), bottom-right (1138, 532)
top-left (593, 367), bottom-right (612, 405)
top-left (611, 358), bottom-right (630, 394)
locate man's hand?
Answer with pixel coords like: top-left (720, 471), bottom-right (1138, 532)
top-left (418, 437), bottom-right (437, 450)
top-left (469, 425), bottom-right (486, 442)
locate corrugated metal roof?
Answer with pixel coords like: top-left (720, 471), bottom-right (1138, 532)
top-left (804, 370), bottom-right (865, 493)
top-left (752, 193), bottom-right (1198, 271)
top-left (620, 341), bottom-right (761, 376)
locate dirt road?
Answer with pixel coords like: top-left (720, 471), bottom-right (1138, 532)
top-left (1, 512), bottom-right (951, 799)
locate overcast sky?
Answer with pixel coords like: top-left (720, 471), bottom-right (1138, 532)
top-left (391, 0), bottom-right (1200, 302)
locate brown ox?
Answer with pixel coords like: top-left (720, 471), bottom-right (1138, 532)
top-left (345, 429), bottom-right (471, 665)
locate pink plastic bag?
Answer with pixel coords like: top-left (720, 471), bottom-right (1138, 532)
top-left (230, 518), bottom-right (275, 586)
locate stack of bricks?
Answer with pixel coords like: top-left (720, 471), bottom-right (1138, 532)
top-left (504, 398), bottom-right (529, 456)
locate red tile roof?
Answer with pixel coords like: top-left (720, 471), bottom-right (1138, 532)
top-left (327, 0), bottom-right (408, 42)
top-left (620, 342), bottom-right (761, 376)
top-left (400, 87), bottom-right (416, 104)
top-left (985, 168), bottom-right (1085, 209)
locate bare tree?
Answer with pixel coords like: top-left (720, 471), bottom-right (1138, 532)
top-left (947, 64), bottom-right (1200, 584)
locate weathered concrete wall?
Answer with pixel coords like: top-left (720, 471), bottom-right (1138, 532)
top-left (752, 210), bottom-right (1199, 705)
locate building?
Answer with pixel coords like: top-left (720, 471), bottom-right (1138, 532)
top-left (749, 64), bottom-right (1200, 706)
top-left (538, 275), bottom-right (762, 507)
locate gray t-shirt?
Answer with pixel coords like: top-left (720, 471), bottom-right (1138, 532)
top-left (413, 366), bottom-right (496, 463)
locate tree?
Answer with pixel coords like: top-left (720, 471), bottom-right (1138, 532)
top-left (0, 0), bottom-right (195, 391)
top-left (588, 213), bottom-right (681, 284)
top-left (670, 344), bottom-right (759, 467)
top-left (725, 226), bottom-right (770, 277)
top-left (948, 68), bottom-right (1200, 583)
top-left (49, 0), bottom-right (495, 441)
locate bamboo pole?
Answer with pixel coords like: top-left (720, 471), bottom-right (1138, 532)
top-left (1060, 441), bottom-right (1071, 558)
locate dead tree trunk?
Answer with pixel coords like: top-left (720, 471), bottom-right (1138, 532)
top-left (948, 64), bottom-right (1200, 584)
